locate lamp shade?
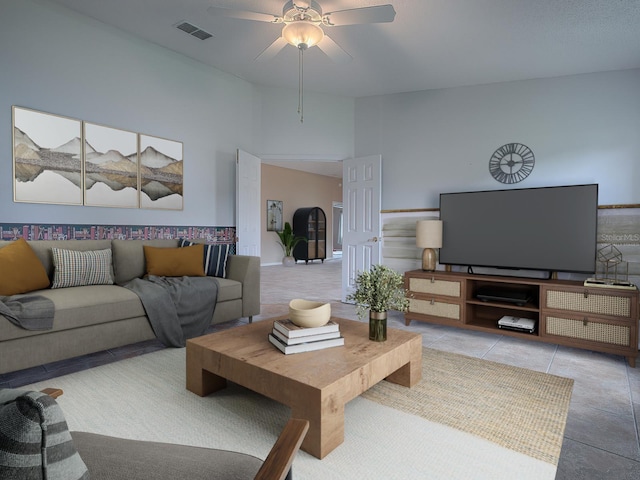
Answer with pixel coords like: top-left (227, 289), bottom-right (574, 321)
top-left (282, 21), bottom-right (324, 48)
top-left (416, 220), bottom-right (443, 248)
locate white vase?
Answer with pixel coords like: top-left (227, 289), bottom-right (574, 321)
top-left (282, 256), bottom-right (296, 267)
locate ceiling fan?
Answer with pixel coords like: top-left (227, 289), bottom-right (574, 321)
top-left (207, 1), bottom-right (396, 63)
top-left (208, 1), bottom-right (396, 122)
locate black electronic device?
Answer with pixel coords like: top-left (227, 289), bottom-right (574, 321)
top-left (439, 184), bottom-right (598, 274)
top-left (476, 287), bottom-right (532, 306)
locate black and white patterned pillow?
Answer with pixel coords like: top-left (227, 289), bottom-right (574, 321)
top-left (0, 389), bottom-right (89, 479)
top-left (179, 239), bottom-right (230, 278)
top-left (51, 247), bottom-right (114, 289)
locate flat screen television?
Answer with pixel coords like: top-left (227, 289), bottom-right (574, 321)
top-left (439, 184), bottom-right (598, 274)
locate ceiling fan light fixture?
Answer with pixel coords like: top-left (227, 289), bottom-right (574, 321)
top-left (208, 1), bottom-right (396, 123)
top-left (282, 21), bottom-right (324, 49)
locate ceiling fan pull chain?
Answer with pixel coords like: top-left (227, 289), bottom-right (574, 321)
top-left (298, 46), bottom-right (304, 123)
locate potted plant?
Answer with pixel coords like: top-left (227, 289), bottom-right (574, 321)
top-left (346, 264), bottom-right (410, 341)
top-left (275, 222), bottom-right (307, 267)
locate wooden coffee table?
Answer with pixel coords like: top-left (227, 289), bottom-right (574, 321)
top-left (186, 316), bottom-right (422, 459)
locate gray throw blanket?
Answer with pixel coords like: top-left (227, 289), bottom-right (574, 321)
top-left (123, 275), bottom-right (218, 347)
top-left (0, 295), bottom-right (55, 330)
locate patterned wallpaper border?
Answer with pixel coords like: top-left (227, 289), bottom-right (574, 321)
top-left (0, 223), bottom-right (236, 253)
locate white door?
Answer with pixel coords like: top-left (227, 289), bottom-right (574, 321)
top-left (236, 149), bottom-right (261, 257)
top-left (341, 155), bottom-right (382, 303)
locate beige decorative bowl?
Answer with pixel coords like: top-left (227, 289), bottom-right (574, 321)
top-left (288, 299), bottom-right (331, 328)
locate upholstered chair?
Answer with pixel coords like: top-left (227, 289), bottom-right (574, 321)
top-left (0, 388), bottom-right (308, 480)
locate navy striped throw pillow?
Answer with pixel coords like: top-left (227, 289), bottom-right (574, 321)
top-left (0, 390), bottom-right (89, 479)
top-left (178, 239), bottom-right (230, 278)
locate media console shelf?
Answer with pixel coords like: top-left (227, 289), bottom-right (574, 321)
top-left (404, 270), bottom-right (639, 367)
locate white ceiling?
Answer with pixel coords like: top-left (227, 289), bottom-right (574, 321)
top-left (46, 0), bottom-right (640, 177)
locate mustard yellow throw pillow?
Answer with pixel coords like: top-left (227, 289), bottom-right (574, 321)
top-left (143, 245), bottom-right (205, 277)
top-left (0, 238), bottom-right (50, 295)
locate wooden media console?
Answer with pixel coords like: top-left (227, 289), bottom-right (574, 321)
top-left (404, 270), bottom-right (639, 367)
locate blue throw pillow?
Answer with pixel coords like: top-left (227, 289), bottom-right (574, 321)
top-left (178, 239), bottom-right (230, 278)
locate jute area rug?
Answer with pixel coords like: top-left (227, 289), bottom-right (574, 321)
top-left (362, 348), bottom-right (574, 465)
top-left (26, 346), bottom-right (573, 480)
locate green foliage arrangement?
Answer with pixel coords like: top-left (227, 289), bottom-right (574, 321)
top-left (346, 264), bottom-right (410, 319)
top-left (275, 222), bottom-right (307, 257)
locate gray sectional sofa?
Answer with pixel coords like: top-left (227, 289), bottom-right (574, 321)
top-left (0, 239), bottom-right (260, 374)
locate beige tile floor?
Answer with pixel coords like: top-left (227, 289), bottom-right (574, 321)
top-left (259, 258), bottom-right (640, 480)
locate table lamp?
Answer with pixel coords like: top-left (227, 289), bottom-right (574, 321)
top-left (416, 220), bottom-right (443, 271)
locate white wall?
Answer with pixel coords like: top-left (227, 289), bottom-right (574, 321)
top-left (4, 0), bottom-right (638, 239)
top-left (0, 0), bottom-right (354, 229)
top-left (254, 85), bottom-right (354, 159)
top-left (355, 69), bottom-right (640, 209)
top-left (0, 0), bottom-right (257, 226)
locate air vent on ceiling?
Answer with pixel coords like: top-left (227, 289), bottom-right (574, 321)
top-left (174, 21), bottom-right (213, 40)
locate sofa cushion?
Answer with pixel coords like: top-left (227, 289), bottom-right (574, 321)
top-left (112, 239), bottom-right (179, 285)
top-left (71, 431), bottom-right (263, 480)
top-left (51, 248), bottom-right (114, 289)
top-left (178, 239), bottom-right (230, 278)
top-left (0, 390), bottom-right (89, 479)
top-left (0, 285), bottom-right (147, 342)
top-left (0, 239), bottom-right (50, 296)
top-left (143, 245), bottom-right (205, 277)
top-left (215, 277), bottom-right (242, 303)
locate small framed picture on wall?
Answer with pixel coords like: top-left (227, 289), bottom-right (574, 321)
top-left (267, 200), bottom-right (283, 231)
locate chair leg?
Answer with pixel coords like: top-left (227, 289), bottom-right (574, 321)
top-left (41, 388), bottom-right (63, 399)
top-left (254, 418), bottom-right (308, 480)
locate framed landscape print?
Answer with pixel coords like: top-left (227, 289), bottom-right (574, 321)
top-left (139, 133), bottom-right (183, 210)
top-left (84, 122), bottom-right (139, 208)
top-left (13, 106), bottom-right (83, 205)
top-left (267, 200), bottom-right (283, 231)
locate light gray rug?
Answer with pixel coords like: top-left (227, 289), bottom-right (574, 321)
top-left (27, 348), bottom-right (559, 479)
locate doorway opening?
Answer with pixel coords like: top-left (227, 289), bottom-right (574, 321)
top-left (333, 201), bottom-right (343, 258)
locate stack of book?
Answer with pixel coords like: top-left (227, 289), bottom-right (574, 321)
top-left (268, 319), bottom-right (344, 354)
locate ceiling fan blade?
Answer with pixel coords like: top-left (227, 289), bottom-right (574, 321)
top-left (323, 5), bottom-right (396, 26)
top-left (206, 6), bottom-right (282, 23)
top-left (255, 36), bottom-right (289, 62)
top-left (317, 35), bottom-right (352, 64)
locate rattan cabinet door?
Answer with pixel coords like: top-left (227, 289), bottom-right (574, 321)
top-left (405, 272), bottom-right (465, 326)
top-left (544, 314), bottom-right (631, 347)
top-left (408, 276), bottom-right (462, 298)
top-left (540, 285), bottom-right (638, 356)
top-left (544, 288), bottom-right (633, 318)
top-left (408, 298), bottom-right (462, 321)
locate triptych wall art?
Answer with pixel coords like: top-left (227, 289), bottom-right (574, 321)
top-left (12, 106), bottom-right (183, 210)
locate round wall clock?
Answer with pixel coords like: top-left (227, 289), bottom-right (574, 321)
top-left (488, 143), bottom-right (535, 184)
